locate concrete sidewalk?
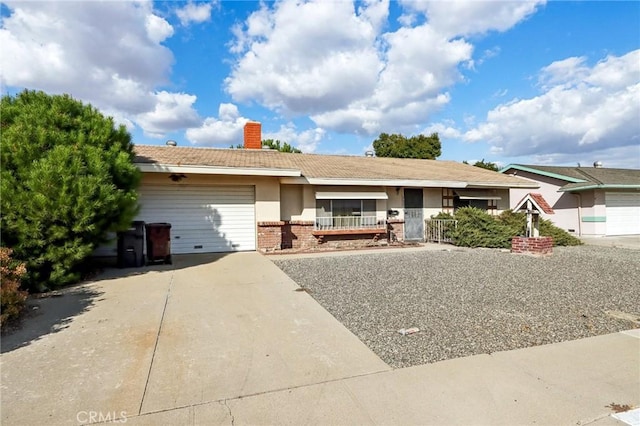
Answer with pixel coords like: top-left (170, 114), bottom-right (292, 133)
top-left (125, 329), bottom-right (640, 426)
top-left (1, 252), bottom-right (638, 425)
top-left (580, 235), bottom-right (640, 250)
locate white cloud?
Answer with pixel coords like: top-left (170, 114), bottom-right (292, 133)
top-left (264, 123), bottom-right (326, 153)
top-left (225, 0), bottom-right (383, 114)
top-left (146, 13), bottom-right (174, 43)
top-left (0, 1), bottom-right (201, 138)
top-left (176, 2), bottom-right (214, 26)
top-left (185, 103), bottom-right (249, 146)
top-left (463, 50), bottom-right (640, 159)
top-left (423, 121), bottom-right (462, 139)
top-left (136, 91), bottom-right (200, 138)
top-left (401, 0), bottom-right (545, 37)
top-left (226, 0), bottom-right (537, 136)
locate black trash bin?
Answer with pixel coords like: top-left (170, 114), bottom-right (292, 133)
top-left (145, 223), bottom-right (172, 265)
top-left (117, 221), bottom-right (145, 268)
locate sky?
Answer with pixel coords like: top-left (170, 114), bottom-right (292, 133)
top-left (1, 0), bottom-right (639, 169)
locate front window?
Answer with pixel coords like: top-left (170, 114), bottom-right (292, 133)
top-left (315, 199), bottom-right (378, 229)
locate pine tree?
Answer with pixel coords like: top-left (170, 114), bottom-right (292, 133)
top-left (1, 90), bottom-right (140, 290)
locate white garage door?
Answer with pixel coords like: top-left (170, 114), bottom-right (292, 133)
top-left (138, 185), bottom-right (256, 253)
top-left (606, 192), bottom-right (640, 236)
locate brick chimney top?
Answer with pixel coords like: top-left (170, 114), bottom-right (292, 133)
top-left (244, 121), bottom-right (262, 150)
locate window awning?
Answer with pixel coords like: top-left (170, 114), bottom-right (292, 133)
top-left (455, 190), bottom-right (501, 200)
top-left (315, 191), bottom-right (388, 200)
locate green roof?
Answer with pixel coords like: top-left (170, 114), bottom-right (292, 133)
top-left (500, 164), bottom-right (640, 192)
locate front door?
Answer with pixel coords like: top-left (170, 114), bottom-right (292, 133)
top-left (404, 188), bottom-right (424, 241)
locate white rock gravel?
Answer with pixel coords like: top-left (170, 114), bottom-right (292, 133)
top-left (272, 245), bottom-right (640, 368)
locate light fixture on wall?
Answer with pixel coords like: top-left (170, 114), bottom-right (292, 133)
top-left (169, 173), bottom-right (186, 182)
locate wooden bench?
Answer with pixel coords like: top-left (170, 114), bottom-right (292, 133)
top-left (312, 227), bottom-right (388, 243)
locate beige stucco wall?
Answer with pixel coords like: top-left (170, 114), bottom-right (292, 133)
top-left (424, 188), bottom-right (442, 218)
top-left (140, 173), bottom-right (281, 222)
top-left (507, 172), bottom-right (580, 233)
top-left (505, 171), bottom-right (608, 235)
top-left (282, 185), bottom-right (511, 224)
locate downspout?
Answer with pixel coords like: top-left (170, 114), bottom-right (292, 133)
top-left (574, 193), bottom-right (582, 236)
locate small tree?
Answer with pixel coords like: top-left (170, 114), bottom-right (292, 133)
top-left (262, 139), bottom-right (302, 153)
top-left (373, 133), bottom-right (441, 159)
top-left (1, 90), bottom-right (140, 290)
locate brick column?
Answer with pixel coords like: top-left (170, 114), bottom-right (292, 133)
top-left (257, 221), bottom-right (284, 252)
top-left (387, 219), bottom-right (404, 242)
top-left (511, 236), bottom-right (553, 255)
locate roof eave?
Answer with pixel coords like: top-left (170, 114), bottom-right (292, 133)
top-left (136, 162), bottom-right (301, 177)
top-left (559, 184), bottom-right (640, 192)
top-left (499, 164), bottom-right (586, 183)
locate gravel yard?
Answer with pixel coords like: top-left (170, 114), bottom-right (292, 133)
top-left (272, 245), bottom-right (640, 368)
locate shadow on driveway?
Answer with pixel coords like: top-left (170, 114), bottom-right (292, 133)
top-left (1, 285), bottom-right (103, 354)
top-left (1, 253), bottom-right (229, 354)
top-left (90, 252), bottom-right (229, 281)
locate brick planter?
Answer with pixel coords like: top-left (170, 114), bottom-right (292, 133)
top-left (387, 219), bottom-right (404, 242)
top-left (257, 219), bottom-right (406, 252)
top-left (511, 236), bottom-right (553, 255)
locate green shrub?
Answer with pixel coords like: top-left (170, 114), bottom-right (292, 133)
top-left (1, 248), bottom-right (28, 328)
top-left (1, 90), bottom-right (141, 290)
top-left (497, 210), bottom-right (582, 246)
top-left (539, 219), bottom-right (583, 246)
top-left (497, 210), bottom-right (527, 236)
top-left (451, 207), bottom-right (514, 248)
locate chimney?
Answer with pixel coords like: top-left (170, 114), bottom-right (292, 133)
top-left (244, 121), bottom-right (262, 150)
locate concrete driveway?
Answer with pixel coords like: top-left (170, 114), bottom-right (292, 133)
top-left (2, 251), bottom-right (638, 425)
top-left (1, 253), bottom-right (390, 425)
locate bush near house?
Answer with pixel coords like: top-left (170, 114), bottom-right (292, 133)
top-left (1, 90), bottom-right (141, 291)
top-left (1, 248), bottom-right (28, 328)
top-left (451, 207), bottom-right (515, 248)
top-left (449, 207), bottom-right (582, 249)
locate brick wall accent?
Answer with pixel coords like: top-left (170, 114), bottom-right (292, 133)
top-left (244, 121), bottom-right (262, 149)
top-left (257, 219), bottom-right (406, 252)
top-left (387, 219), bottom-right (404, 242)
top-left (256, 221), bottom-right (284, 251)
top-left (282, 221), bottom-right (316, 249)
top-left (511, 236), bottom-right (553, 255)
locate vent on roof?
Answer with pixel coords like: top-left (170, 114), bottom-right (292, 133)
top-left (365, 150), bottom-right (374, 157)
top-left (166, 140), bottom-right (177, 146)
top-left (593, 161), bottom-right (603, 168)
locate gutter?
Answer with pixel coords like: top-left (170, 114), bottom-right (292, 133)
top-left (499, 164), bottom-right (586, 183)
top-left (136, 163), bottom-right (301, 177)
top-left (559, 184), bottom-right (640, 192)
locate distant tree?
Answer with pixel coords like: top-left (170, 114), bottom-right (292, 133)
top-left (372, 133), bottom-right (441, 159)
top-left (262, 139), bottom-right (302, 153)
top-left (471, 159), bottom-right (499, 172)
top-left (1, 90), bottom-right (140, 290)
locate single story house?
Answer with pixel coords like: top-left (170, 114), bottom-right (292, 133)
top-left (500, 164), bottom-right (640, 236)
top-left (100, 123), bottom-right (538, 256)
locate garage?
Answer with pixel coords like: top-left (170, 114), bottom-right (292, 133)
top-left (606, 192), bottom-right (640, 236)
top-left (138, 184), bottom-right (256, 253)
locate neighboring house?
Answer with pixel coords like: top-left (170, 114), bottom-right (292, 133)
top-left (500, 164), bottom-right (640, 236)
top-left (100, 122), bottom-right (537, 255)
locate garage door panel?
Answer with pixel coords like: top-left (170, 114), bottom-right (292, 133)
top-left (606, 192), bottom-right (640, 236)
top-left (138, 185), bottom-right (256, 253)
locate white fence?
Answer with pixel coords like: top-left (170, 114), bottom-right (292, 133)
top-left (315, 216), bottom-right (382, 230)
top-left (425, 219), bottom-right (458, 243)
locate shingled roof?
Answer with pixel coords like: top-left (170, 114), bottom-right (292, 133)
top-left (134, 145), bottom-right (537, 188)
top-left (513, 193), bottom-right (554, 214)
top-left (500, 164), bottom-right (640, 192)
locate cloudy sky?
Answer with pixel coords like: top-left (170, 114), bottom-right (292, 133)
top-left (1, 0), bottom-right (639, 168)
